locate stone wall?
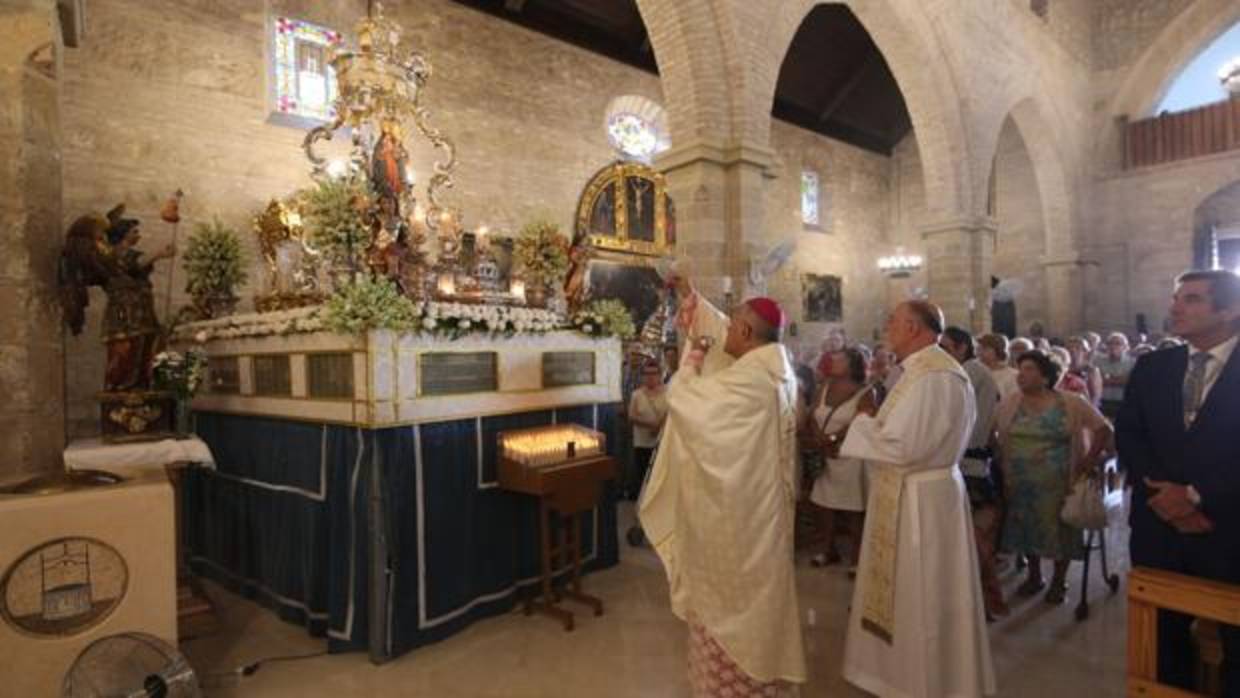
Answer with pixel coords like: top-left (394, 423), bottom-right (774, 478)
top-left (763, 120), bottom-right (892, 353)
top-left (0, 0), bottom-right (64, 483)
top-left (1093, 0), bottom-right (1196, 72)
top-left (59, 0), bottom-right (663, 437)
top-left (992, 117), bottom-right (1048, 336)
top-left (1082, 0), bottom-right (1240, 336)
top-left (1195, 181), bottom-right (1240, 231)
top-left (1015, 0), bottom-right (1094, 67)
top-left (57, 0), bottom-right (905, 435)
top-left (884, 133), bottom-right (929, 319)
top-left (1086, 150), bottom-right (1240, 335)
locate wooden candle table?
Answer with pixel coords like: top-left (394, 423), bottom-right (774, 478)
top-left (497, 424), bottom-right (615, 631)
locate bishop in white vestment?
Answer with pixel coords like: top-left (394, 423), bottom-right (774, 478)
top-left (639, 289), bottom-right (807, 696)
top-left (838, 301), bottom-right (996, 698)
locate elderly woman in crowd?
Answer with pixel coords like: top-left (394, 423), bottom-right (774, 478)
top-left (867, 342), bottom-right (900, 403)
top-left (814, 328), bottom-right (848, 383)
top-left (801, 346), bottom-right (877, 570)
top-left (1065, 336), bottom-right (1104, 406)
top-left (1097, 332), bottom-right (1134, 419)
top-left (1049, 346), bottom-right (1089, 397)
top-left (997, 351), bottom-right (1114, 604)
top-left (1008, 337), bottom-right (1034, 366)
top-left (979, 333), bottom-right (1020, 402)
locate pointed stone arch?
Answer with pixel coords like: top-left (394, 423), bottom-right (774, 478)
top-left (1098, 0), bottom-right (1240, 170)
top-left (1108, 0), bottom-right (1240, 121)
top-left (985, 96), bottom-right (1082, 335)
top-left (999, 98), bottom-right (1074, 260)
top-left (747, 0), bottom-right (974, 217)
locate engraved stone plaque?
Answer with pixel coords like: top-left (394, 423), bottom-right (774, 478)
top-left (542, 351), bottom-right (595, 388)
top-left (1, 538), bottom-right (128, 637)
top-left (307, 353), bottom-right (354, 399)
top-left (419, 352), bottom-right (498, 396)
top-left (207, 356), bottom-right (240, 394)
top-left (253, 355), bottom-right (292, 396)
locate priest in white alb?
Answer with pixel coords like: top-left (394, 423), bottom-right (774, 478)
top-left (639, 273), bottom-right (806, 697)
top-left (834, 300), bottom-right (996, 697)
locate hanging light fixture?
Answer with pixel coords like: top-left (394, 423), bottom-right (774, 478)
top-left (877, 248), bottom-right (923, 278)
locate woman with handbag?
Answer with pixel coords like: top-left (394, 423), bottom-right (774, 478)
top-left (995, 351), bottom-right (1114, 605)
top-left (801, 347), bottom-right (878, 571)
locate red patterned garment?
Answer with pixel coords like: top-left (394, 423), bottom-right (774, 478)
top-left (687, 621), bottom-right (799, 698)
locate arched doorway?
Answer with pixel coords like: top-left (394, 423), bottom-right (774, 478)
top-left (1193, 180), bottom-right (1240, 273)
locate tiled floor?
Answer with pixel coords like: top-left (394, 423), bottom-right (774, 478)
top-left (183, 503), bottom-right (1129, 697)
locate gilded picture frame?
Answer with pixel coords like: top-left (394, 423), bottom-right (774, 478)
top-left (575, 162), bottom-right (675, 257)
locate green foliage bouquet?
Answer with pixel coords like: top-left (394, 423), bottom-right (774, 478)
top-left (571, 298), bottom-right (636, 339)
top-left (183, 219), bottom-right (247, 298)
top-left (303, 174), bottom-right (373, 270)
top-left (513, 219), bottom-right (570, 287)
top-left (321, 275), bottom-right (419, 334)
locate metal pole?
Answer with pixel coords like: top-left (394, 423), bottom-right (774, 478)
top-left (366, 431), bottom-right (391, 664)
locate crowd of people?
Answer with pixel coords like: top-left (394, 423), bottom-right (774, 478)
top-left (622, 269), bottom-right (1239, 697)
top-left (795, 323), bottom-right (1123, 617)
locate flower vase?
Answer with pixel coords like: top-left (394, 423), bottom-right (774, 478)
top-left (174, 399), bottom-right (194, 438)
top-left (204, 292), bottom-right (239, 318)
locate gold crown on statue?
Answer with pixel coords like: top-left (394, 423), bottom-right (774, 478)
top-left (330, 1), bottom-right (431, 132)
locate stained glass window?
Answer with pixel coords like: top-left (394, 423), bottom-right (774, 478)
top-left (607, 113), bottom-right (660, 163)
top-left (801, 170), bottom-right (820, 227)
top-left (273, 16), bottom-right (342, 123)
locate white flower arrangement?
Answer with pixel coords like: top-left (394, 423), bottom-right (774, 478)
top-left (174, 295), bottom-right (625, 343)
top-left (416, 300), bottom-right (563, 339)
top-left (152, 348), bottom-right (208, 400)
top-left (172, 306), bottom-right (324, 342)
top-left (571, 298), bottom-right (636, 339)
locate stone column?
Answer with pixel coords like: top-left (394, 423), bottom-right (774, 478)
top-left (1043, 254), bottom-right (1096, 337)
top-left (655, 140), bottom-right (774, 310)
top-left (919, 215), bottom-right (996, 334)
top-left (0, 0), bottom-right (65, 483)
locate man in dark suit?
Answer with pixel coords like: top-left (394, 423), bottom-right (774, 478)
top-left (1118, 269), bottom-right (1240, 695)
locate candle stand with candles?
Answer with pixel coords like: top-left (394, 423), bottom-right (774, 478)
top-left (497, 424), bottom-right (615, 631)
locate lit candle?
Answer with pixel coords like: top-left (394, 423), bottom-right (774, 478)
top-left (438, 273), bottom-right (456, 297)
top-left (510, 278), bottom-right (526, 302)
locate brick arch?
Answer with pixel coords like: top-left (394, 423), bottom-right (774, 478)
top-left (990, 98), bottom-right (1075, 258)
top-left (634, 0), bottom-right (740, 148)
top-left (1109, 0), bottom-right (1240, 120)
top-left (744, 0), bottom-right (973, 216)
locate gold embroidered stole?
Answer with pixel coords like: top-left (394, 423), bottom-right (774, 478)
top-left (859, 346), bottom-right (968, 643)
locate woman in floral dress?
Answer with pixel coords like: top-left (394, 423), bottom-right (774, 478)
top-left (996, 351), bottom-right (1114, 604)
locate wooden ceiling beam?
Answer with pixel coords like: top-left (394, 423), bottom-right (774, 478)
top-left (817, 47), bottom-right (878, 124)
top-left (773, 98), bottom-right (894, 155)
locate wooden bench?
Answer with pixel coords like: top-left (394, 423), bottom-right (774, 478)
top-left (1127, 567), bottom-right (1240, 697)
